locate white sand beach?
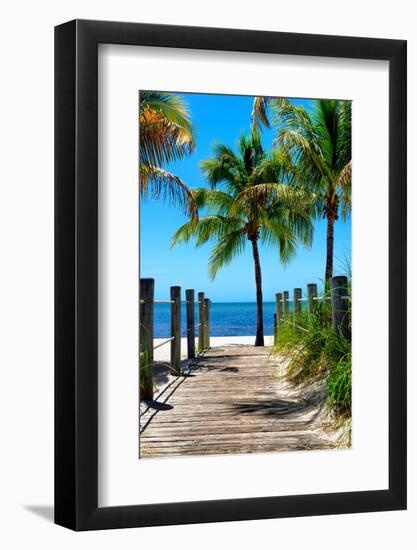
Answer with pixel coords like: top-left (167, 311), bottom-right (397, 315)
top-left (153, 335), bottom-right (274, 362)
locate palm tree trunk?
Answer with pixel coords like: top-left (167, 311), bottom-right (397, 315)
top-left (250, 237), bottom-right (264, 346)
top-left (325, 213), bottom-right (335, 283)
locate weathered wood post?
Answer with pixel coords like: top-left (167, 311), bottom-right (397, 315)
top-left (330, 276), bottom-right (350, 340)
top-left (276, 292), bottom-right (283, 324)
top-left (139, 278), bottom-right (154, 401)
top-left (185, 289), bottom-right (195, 359)
top-left (275, 292), bottom-right (282, 343)
top-left (198, 291), bottom-right (205, 351)
top-left (170, 286), bottom-right (181, 375)
top-left (307, 283), bottom-right (318, 314)
top-left (293, 288), bottom-right (302, 330)
top-left (204, 298), bottom-right (210, 349)
top-left (283, 290), bottom-right (289, 321)
top-left (273, 313), bottom-right (277, 345)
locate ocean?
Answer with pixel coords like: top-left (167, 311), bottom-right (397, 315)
top-left (153, 301), bottom-right (302, 337)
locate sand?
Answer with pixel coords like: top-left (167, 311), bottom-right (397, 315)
top-left (153, 335), bottom-right (274, 362)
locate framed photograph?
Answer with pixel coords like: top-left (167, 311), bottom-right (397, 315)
top-left (55, 19), bottom-right (406, 530)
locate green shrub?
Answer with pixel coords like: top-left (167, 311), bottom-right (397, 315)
top-left (273, 294), bottom-right (351, 418)
top-left (326, 351), bottom-right (352, 417)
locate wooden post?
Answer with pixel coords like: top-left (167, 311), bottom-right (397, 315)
top-left (170, 286), bottom-right (181, 375)
top-left (307, 283), bottom-right (318, 314)
top-left (273, 313), bottom-right (277, 345)
top-left (198, 292), bottom-right (205, 351)
top-left (139, 278), bottom-right (154, 401)
top-left (185, 289), bottom-right (195, 359)
top-left (204, 298), bottom-right (210, 349)
top-left (283, 290), bottom-right (289, 321)
top-left (293, 288), bottom-right (302, 330)
top-left (330, 276), bottom-right (350, 339)
top-left (276, 292), bottom-right (283, 325)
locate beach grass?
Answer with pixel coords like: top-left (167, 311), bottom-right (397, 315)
top-left (273, 298), bottom-right (351, 418)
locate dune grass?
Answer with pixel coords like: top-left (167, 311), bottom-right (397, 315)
top-left (273, 295), bottom-right (351, 418)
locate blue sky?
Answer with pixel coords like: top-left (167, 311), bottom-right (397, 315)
top-left (140, 93), bottom-right (351, 302)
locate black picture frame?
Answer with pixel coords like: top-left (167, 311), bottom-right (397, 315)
top-left (55, 19), bottom-right (407, 531)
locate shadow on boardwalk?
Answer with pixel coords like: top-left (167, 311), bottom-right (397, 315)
top-left (139, 345), bottom-right (344, 458)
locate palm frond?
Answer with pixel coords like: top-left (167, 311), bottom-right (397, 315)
top-left (284, 210), bottom-right (314, 247)
top-left (232, 183), bottom-right (315, 216)
top-left (208, 230), bottom-right (246, 279)
top-left (313, 99), bottom-right (340, 169)
top-left (140, 165), bottom-right (197, 219)
top-left (253, 148), bottom-right (296, 184)
top-left (140, 112), bottom-right (194, 167)
top-left (263, 201), bottom-right (314, 249)
top-left (139, 91), bottom-right (194, 137)
top-left (260, 220), bottom-right (298, 264)
top-left (192, 188), bottom-right (234, 213)
top-left (337, 160), bottom-right (352, 192)
top-left (200, 143), bottom-right (246, 193)
top-left (270, 100), bottom-right (311, 133)
top-left (238, 130), bottom-right (265, 173)
top-left (336, 101), bottom-right (352, 169)
top-left (277, 129), bottom-right (332, 184)
top-left (251, 96), bottom-right (271, 130)
top-left (171, 215), bottom-right (243, 248)
top-left (336, 160), bottom-right (352, 220)
top-left (139, 91), bottom-right (195, 168)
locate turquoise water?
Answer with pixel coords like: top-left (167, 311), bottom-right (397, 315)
top-left (153, 301), bottom-right (304, 337)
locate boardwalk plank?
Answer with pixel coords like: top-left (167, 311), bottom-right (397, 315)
top-left (139, 345), bottom-right (337, 458)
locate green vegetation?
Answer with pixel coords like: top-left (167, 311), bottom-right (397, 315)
top-left (253, 97), bottom-right (352, 281)
top-left (171, 130), bottom-right (314, 346)
top-left (139, 91), bottom-right (197, 217)
top-left (273, 291), bottom-right (351, 418)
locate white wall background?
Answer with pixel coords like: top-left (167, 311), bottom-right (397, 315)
top-left (0, 0), bottom-right (415, 547)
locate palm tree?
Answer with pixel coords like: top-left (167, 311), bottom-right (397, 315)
top-left (140, 91), bottom-right (197, 217)
top-left (171, 131), bottom-right (314, 346)
top-left (252, 97), bottom-right (351, 281)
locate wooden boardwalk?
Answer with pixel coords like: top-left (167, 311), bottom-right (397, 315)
top-left (140, 345), bottom-right (335, 458)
